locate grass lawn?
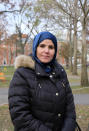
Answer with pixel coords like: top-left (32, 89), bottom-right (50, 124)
top-left (76, 105), bottom-right (89, 131)
top-left (72, 86), bottom-right (89, 94)
top-left (0, 66), bottom-right (14, 88)
top-left (0, 105), bottom-right (14, 131)
top-left (0, 104), bottom-right (89, 131)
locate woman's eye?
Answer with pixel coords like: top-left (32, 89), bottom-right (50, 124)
top-left (49, 46), bottom-right (54, 49)
top-left (39, 44), bottom-right (45, 48)
top-left (39, 44), bottom-right (54, 49)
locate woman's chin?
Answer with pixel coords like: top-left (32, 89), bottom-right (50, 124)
top-left (40, 59), bottom-right (51, 64)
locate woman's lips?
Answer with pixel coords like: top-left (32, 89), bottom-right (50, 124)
top-left (41, 56), bottom-right (49, 58)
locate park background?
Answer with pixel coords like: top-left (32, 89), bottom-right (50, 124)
top-left (0, 0), bottom-right (89, 131)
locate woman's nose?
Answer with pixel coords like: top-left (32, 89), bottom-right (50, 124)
top-left (45, 47), bottom-right (49, 52)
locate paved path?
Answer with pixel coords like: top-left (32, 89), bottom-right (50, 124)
top-left (74, 94), bottom-right (89, 105)
top-left (0, 88), bottom-right (8, 105)
top-left (0, 88), bottom-right (89, 105)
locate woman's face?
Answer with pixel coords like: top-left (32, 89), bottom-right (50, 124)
top-left (36, 39), bottom-right (55, 63)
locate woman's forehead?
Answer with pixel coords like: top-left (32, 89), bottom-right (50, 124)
top-left (39, 39), bottom-right (54, 45)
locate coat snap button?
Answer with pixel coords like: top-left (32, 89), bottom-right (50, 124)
top-left (61, 69), bottom-right (64, 71)
top-left (49, 75), bottom-right (53, 78)
top-left (58, 113), bottom-right (61, 117)
top-left (56, 93), bottom-right (59, 96)
top-left (37, 72), bottom-right (40, 75)
top-left (52, 72), bottom-right (55, 75)
top-left (39, 83), bottom-right (41, 88)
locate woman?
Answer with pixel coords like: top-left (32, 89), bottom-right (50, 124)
top-left (8, 31), bottom-right (76, 131)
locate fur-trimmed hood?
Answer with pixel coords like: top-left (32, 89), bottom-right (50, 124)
top-left (14, 55), bottom-right (35, 69)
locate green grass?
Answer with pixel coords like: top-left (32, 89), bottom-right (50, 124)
top-left (72, 86), bottom-right (89, 94)
top-left (0, 104), bottom-right (89, 131)
top-left (71, 86), bottom-right (82, 89)
top-left (76, 105), bottom-right (89, 131)
top-left (0, 66), bottom-right (15, 88)
top-left (68, 78), bottom-right (80, 83)
top-left (0, 105), bottom-right (14, 131)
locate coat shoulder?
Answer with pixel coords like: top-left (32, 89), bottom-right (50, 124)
top-left (14, 55), bottom-right (35, 70)
top-left (55, 61), bottom-right (67, 78)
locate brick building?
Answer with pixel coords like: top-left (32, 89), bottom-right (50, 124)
top-left (0, 43), bottom-right (14, 65)
top-left (0, 34), bottom-right (31, 66)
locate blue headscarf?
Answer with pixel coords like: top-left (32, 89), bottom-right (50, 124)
top-left (32, 31), bottom-right (57, 72)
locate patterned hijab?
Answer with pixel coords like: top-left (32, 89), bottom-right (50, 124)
top-left (32, 31), bottom-right (57, 73)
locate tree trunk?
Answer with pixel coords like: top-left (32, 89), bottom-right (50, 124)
top-left (20, 44), bottom-right (25, 54)
top-left (73, 22), bottom-right (77, 75)
top-left (72, 0), bottom-right (78, 75)
top-left (81, 25), bottom-right (88, 86)
top-left (69, 24), bottom-right (73, 72)
top-left (8, 45), bottom-right (12, 65)
top-left (65, 57), bottom-right (69, 69)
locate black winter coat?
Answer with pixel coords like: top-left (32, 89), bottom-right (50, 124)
top-left (8, 55), bottom-right (76, 131)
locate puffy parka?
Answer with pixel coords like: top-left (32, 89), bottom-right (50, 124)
top-left (8, 55), bottom-right (76, 131)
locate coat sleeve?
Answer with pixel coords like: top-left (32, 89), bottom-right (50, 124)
top-left (61, 70), bottom-right (76, 131)
top-left (8, 69), bottom-right (52, 131)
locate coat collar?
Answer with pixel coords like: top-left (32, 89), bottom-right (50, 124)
top-left (14, 55), bottom-right (35, 69)
top-left (35, 62), bottom-right (49, 77)
top-left (14, 55), bottom-right (49, 77)
top-left (35, 60), bottom-right (65, 78)
top-left (14, 55), bottom-right (64, 77)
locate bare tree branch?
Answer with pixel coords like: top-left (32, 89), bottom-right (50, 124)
top-left (0, 10), bottom-right (20, 14)
top-left (85, 8), bottom-right (89, 18)
top-left (53, 0), bottom-right (75, 20)
top-left (79, 0), bottom-right (85, 14)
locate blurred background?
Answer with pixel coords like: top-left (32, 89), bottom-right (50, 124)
top-left (0, 0), bottom-right (89, 131)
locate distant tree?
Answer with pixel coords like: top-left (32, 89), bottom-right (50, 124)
top-left (11, 0), bottom-right (40, 54)
top-left (0, 0), bottom-right (19, 14)
top-left (0, 24), bottom-right (5, 43)
top-left (0, 0), bottom-right (20, 42)
top-left (72, 0), bottom-right (78, 75)
top-left (79, 0), bottom-right (89, 86)
top-left (59, 41), bottom-right (70, 68)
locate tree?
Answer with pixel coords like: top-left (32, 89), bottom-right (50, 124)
top-left (0, 23), bottom-right (5, 43)
top-left (11, 0), bottom-right (40, 54)
top-left (0, 0), bottom-right (20, 14)
top-left (79, 0), bottom-right (89, 86)
top-left (72, 0), bottom-right (78, 75)
top-left (59, 41), bottom-right (70, 68)
top-left (0, 0), bottom-right (21, 56)
top-left (55, 0), bottom-right (79, 74)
